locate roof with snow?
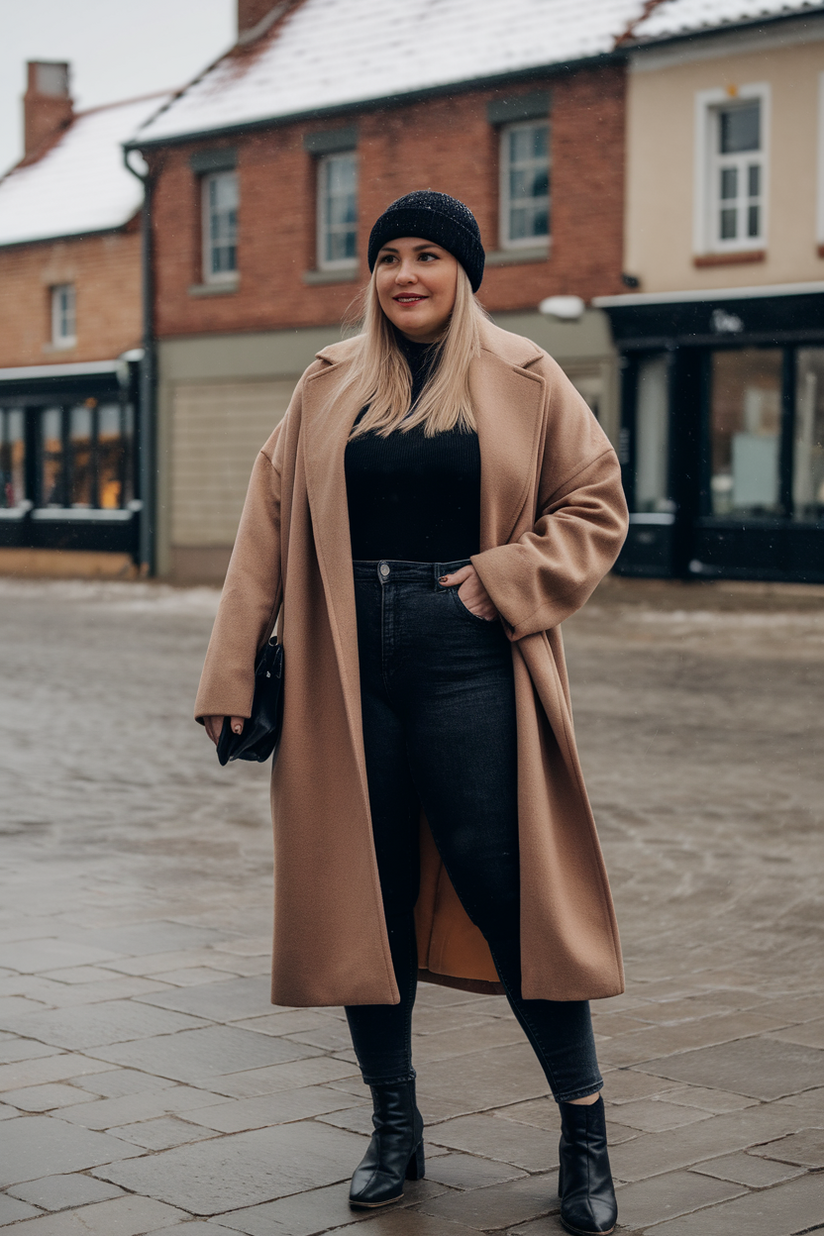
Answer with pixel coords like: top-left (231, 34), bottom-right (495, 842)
top-left (0, 92), bottom-right (172, 248)
top-left (628, 0), bottom-right (824, 43)
top-left (132, 0), bottom-right (648, 146)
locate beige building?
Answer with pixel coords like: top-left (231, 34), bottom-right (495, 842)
top-left (596, 2), bottom-right (824, 584)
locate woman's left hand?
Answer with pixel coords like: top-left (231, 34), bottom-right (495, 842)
top-left (439, 564), bottom-right (499, 621)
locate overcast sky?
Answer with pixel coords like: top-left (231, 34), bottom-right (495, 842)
top-left (0, 0), bottom-right (235, 175)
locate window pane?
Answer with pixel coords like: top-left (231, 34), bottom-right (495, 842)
top-left (206, 172), bottom-right (238, 277)
top-left (98, 403), bottom-right (124, 509)
top-left (122, 404), bottom-right (135, 506)
top-left (0, 409), bottom-right (25, 508)
top-left (320, 152), bottom-right (357, 267)
top-left (504, 121), bottom-right (550, 244)
top-left (719, 101), bottom-right (760, 153)
top-left (69, 404), bottom-right (93, 506)
top-left (41, 407), bottom-right (64, 506)
top-left (635, 356), bottom-right (671, 513)
top-left (793, 349), bottom-right (824, 521)
top-left (747, 204), bottom-right (760, 238)
top-left (720, 207), bottom-right (737, 239)
top-left (709, 349), bottom-right (781, 516)
top-left (720, 167), bottom-right (737, 200)
top-left (748, 163), bottom-right (760, 197)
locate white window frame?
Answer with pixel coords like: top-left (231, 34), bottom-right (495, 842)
top-left (499, 119), bottom-right (550, 251)
top-left (694, 83), bottom-right (770, 256)
top-left (201, 170), bottom-right (238, 284)
top-left (317, 151), bottom-right (358, 271)
top-left (51, 283), bottom-right (76, 348)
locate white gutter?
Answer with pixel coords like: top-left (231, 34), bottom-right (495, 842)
top-left (0, 359), bottom-right (124, 382)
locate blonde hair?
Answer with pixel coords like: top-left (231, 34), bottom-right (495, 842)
top-left (345, 264), bottom-right (486, 439)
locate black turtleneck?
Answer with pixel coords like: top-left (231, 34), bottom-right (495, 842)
top-left (344, 335), bottom-right (481, 562)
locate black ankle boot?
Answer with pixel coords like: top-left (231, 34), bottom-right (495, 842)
top-left (558, 1095), bottom-right (617, 1236)
top-left (349, 1079), bottom-right (425, 1208)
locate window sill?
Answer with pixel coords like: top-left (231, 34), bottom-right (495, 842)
top-left (188, 279), bottom-right (239, 297)
top-left (42, 341), bottom-right (77, 354)
top-left (485, 245), bottom-right (549, 267)
top-left (302, 266), bottom-right (359, 285)
top-left (693, 250), bottom-right (765, 268)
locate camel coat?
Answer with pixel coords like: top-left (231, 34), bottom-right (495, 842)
top-left (195, 317), bottom-right (628, 1007)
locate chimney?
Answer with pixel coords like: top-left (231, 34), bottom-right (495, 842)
top-left (24, 61), bottom-right (73, 158)
top-left (237, 0), bottom-right (277, 35)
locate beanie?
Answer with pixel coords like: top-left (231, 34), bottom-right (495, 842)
top-left (367, 190), bottom-right (485, 292)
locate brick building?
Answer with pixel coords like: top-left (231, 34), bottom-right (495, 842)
top-left (129, 0), bottom-right (644, 582)
top-left (0, 63), bottom-right (169, 576)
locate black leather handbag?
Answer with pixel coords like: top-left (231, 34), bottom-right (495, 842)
top-left (216, 637), bottom-right (284, 767)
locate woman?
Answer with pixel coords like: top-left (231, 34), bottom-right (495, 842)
top-left (197, 191), bottom-right (628, 1236)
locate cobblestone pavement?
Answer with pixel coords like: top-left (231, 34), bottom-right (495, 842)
top-left (0, 575), bottom-right (822, 1235)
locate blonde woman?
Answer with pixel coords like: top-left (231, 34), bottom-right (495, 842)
top-left (197, 191), bottom-right (628, 1236)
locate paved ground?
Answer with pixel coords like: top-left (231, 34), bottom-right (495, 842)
top-left (0, 574), bottom-right (822, 1236)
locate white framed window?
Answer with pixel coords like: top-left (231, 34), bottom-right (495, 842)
top-left (51, 283), bottom-right (76, 348)
top-left (202, 170), bottom-right (238, 282)
top-left (317, 152), bottom-right (358, 269)
top-left (500, 121), bottom-right (550, 249)
top-left (695, 85), bottom-right (769, 254)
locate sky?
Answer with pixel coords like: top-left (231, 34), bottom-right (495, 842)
top-left (0, 0), bottom-right (235, 176)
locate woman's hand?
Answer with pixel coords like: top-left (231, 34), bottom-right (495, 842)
top-left (204, 716), bottom-right (245, 746)
top-left (439, 564), bottom-right (498, 621)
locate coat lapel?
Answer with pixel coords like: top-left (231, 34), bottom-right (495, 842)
top-left (471, 334), bottom-right (547, 549)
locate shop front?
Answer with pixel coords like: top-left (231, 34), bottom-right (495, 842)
top-left (0, 358), bottom-right (142, 561)
top-left (594, 284), bottom-right (824, 583)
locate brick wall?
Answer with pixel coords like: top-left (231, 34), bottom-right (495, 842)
top-left (151, 64), bottom-right (626, 339)
top-left (0, 227), bottom-right (142, 368)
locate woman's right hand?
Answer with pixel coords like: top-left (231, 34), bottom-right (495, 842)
top-left (204, 716), bottom-right (245, 746)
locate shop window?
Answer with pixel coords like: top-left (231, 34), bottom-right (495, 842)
top-left (0, 409), bottom-right (25, 508)
top-left (708, 349), bottom-right (782, 516)
top-left (202, 170), bottom-right (238, 282)
top-left (317, 152), bottom-right (357, 269)
top-left (37, 401), bottom-right (134, 510)
top-left (635, 355), bottom-right (671, 513)
top-left (699, 90), bottom-right (767, 253)
top-left (51, 283), bottom-right (76, 348)
top-left (500, 121), bottom-right (550, 248)
top-left (793, 348), bottom-right (824, 522)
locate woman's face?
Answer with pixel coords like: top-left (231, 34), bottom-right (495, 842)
top-left (374, 236), bottom-right (460, 343)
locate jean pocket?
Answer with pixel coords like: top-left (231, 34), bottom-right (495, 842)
top-left (448, 586), bottom-right (495, 625)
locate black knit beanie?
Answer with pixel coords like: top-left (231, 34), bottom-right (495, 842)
top-left (367, 190), bottom-right (485, 292)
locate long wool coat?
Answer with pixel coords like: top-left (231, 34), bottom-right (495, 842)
top-left (195, 318), bottom-right (629, 1007)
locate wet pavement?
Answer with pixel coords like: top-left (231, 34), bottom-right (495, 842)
top-left (0, 574), bottom-right (822, 1235)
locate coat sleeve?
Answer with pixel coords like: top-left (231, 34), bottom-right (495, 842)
top-left (193, 395), bottom-right (292, 724)
top-left (471, 357), bottom-right (628, 640)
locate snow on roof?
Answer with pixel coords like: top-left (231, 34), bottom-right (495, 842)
top-left (0, 92), bottom-right (172, 248)
top-left (134, 0), bottom-right (648, 146)
top-left (628, 0), bottom-right (824, 42)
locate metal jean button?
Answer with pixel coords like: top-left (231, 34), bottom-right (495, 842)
top-left (379, 562), bottom-right (390, 578)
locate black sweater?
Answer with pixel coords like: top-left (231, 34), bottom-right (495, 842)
top-left (344, 336), bottom-right (481, 563)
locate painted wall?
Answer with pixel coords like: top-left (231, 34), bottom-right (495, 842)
top-left (625, 18), bottom-right (824, 293)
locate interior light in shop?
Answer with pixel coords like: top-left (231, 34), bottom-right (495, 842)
top-left (538, 295), bottom-right (586, 321)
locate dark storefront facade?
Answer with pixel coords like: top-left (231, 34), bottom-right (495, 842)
top-left (595, 283), bottom-right (824, 583)
top-left (0, 358), bottom-right (142, 559)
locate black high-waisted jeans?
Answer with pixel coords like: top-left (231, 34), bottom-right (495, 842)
top-left (344, 559), bottom-right (602, 1104)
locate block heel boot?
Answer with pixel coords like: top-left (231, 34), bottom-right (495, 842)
top-left (558, 1096), bottom-right (617, 1236)
top-left (348, 1079), bottom-right (425, 1208)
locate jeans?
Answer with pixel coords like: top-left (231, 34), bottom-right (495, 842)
top-left (344, 559), bottom-right (603, 1104)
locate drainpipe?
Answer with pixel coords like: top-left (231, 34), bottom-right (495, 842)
top-left (123, 146), bottom-right (156, 575)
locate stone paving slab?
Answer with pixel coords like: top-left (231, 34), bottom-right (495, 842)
top-left (690, 1150), bottom-right (806, 1188)
top-left (8, 1173), bottom-right (125, 1211)
top-left (93, 1120), bottom-right (367, 1215)
top-left (0, 1195), bottom-right (187, 1234)
top-left (3, 999), bottom-right (211, 1050)
top-left (637, 1035), bottom-right (824, 1101)
top-left (0, 1194), bottom-right (41, 1224)
top-left (615, 1169), bottom-right (746, 1229)
top-left (0, 1114), bottom-right (144, 1186)
top-left (213, 1180), bottom-right (447, 1236)
top-left (641, 1169), bottom-right (824, 1235)
top-left (418, 1171), bottom-right (559, 1229)
top-left (426, 1112), bottom-right (558, 1172)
